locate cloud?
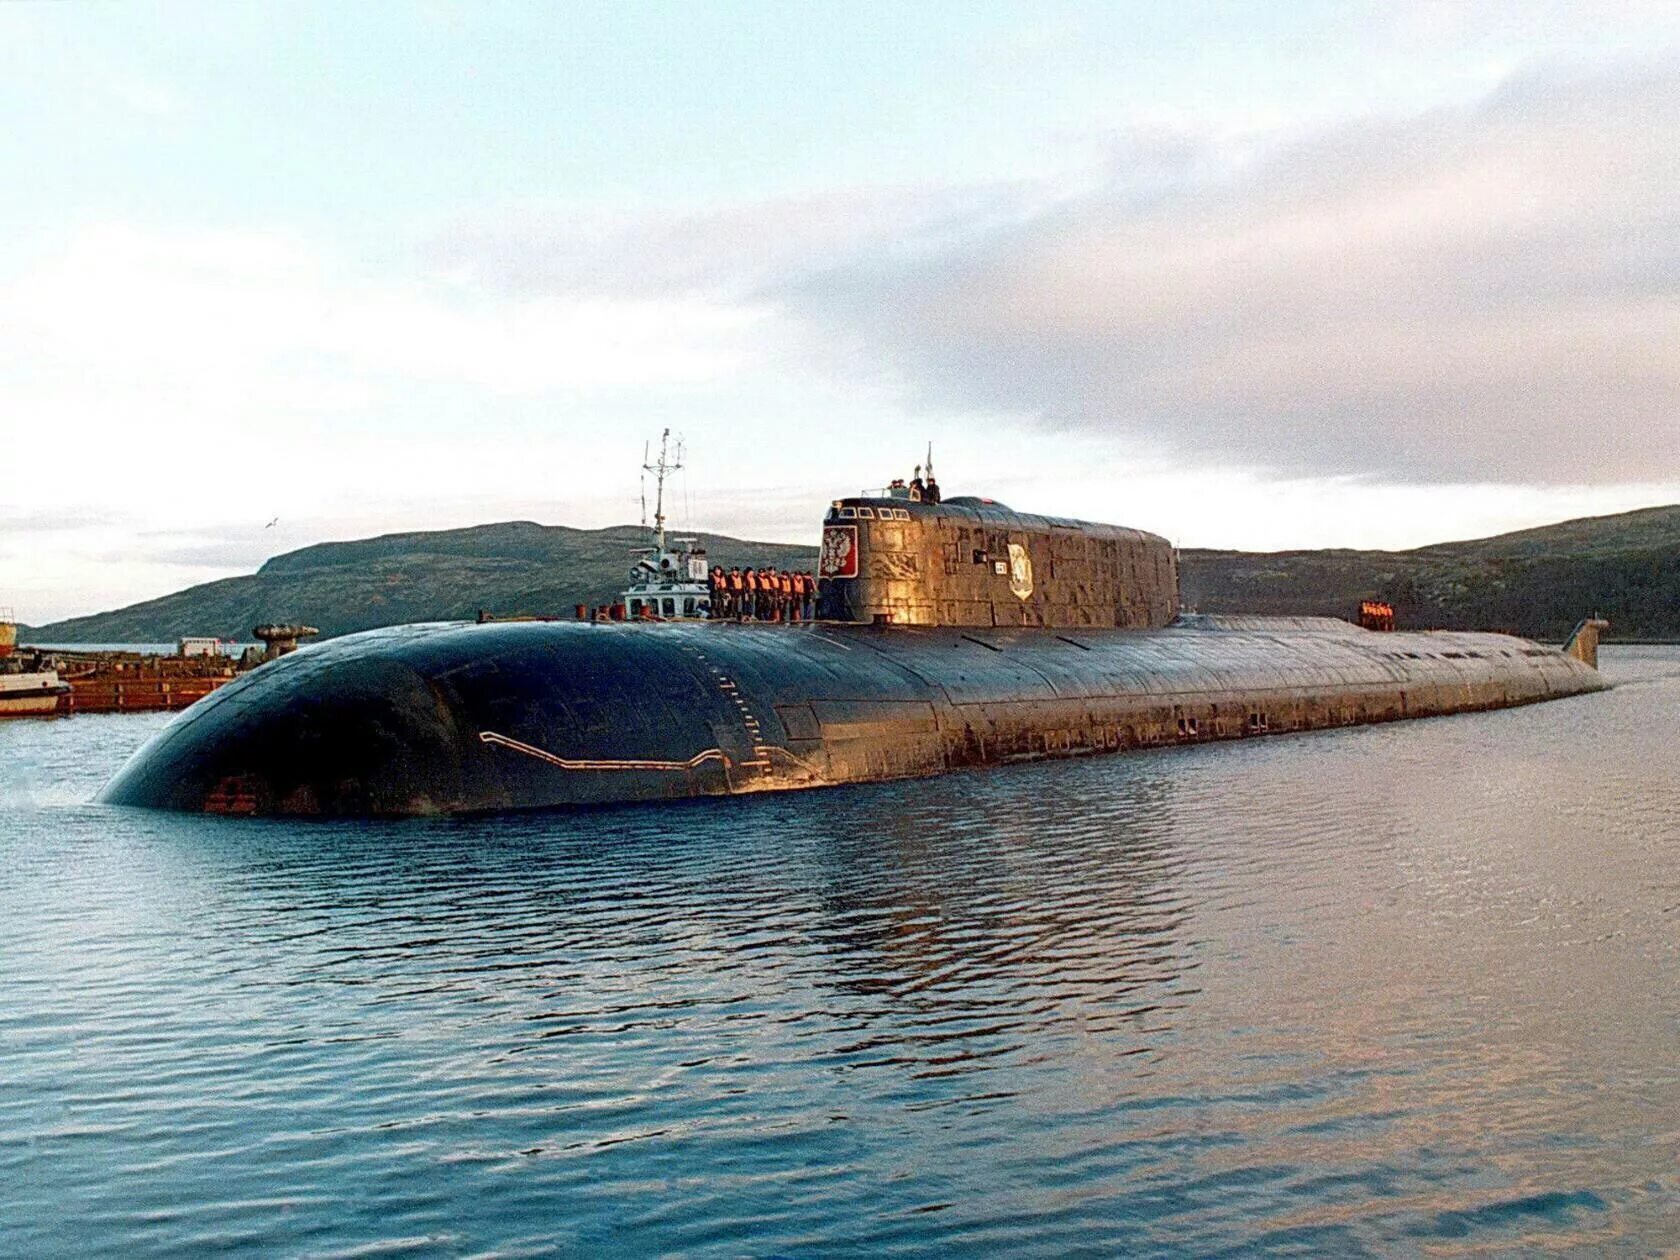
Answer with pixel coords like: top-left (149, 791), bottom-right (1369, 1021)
top-left (0, 509), bottom-right (126, 535)
top-left (0, 224), bottom-right (759, 413)
top-left (420, 181), bottom-right (1059, 301)
top-left (145, 539), bottom-right (289, 570)
top-left (431, 57), bottom-right (1680, 486)
top-left (770, 59), bottom-right (1680, 483)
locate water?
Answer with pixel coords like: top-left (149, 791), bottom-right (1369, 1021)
top-left (3, 648), bottom-right (1678, 1256)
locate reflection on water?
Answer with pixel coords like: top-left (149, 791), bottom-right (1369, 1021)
top-left (2, 648), bottom-right (1678, 1255)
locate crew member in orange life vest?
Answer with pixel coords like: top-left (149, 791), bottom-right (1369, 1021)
top-left (709, 566), bottom-right (727, 618)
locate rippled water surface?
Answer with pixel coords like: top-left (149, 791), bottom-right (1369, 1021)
top-left (4, 647), bottom-right (1678, 1256)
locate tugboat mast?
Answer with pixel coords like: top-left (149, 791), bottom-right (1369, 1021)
top-left (625, 431), bottom-right (710, 620)
top-left (642, 429), bottom-right (684, 552)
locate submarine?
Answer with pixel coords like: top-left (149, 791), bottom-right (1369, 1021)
top-left (103, 471), bottom-right (1609, 817)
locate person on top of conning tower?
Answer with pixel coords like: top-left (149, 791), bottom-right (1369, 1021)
top-left (924, 473), bottom-right (941, 504)
top-left (909, 468), bottom-right (925, 501)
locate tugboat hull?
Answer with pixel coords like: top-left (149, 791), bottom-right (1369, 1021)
top-left (0, 674), bottom-right (71, 718)
top-left (102, 618), bottom-right (1607, 817)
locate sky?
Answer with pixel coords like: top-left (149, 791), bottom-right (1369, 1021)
top-left (2, 1), bottom-right (1677, 624)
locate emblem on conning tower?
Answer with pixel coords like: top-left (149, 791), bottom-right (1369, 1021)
top-left (820, 526), bottom-right (859, 579)
top-left (1008, 542), bottom-right (1033, 600)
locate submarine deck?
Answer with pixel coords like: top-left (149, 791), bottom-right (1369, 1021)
top-left (102, 616), bottom-right (1607, 816)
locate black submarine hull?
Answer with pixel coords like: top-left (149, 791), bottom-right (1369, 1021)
top-left (101, 617), bottom-right (1607, 817)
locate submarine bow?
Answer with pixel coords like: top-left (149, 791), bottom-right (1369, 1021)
top-left (102, 622), bottom-right (774, 814)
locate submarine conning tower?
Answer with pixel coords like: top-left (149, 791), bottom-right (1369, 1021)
top-left (815, 495), bottom-right (1179, 629)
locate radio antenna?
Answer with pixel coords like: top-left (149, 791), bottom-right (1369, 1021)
top-left (642, 429), bottom-right (684, 550)
top-left (640, 439), bottom-right (649, 531)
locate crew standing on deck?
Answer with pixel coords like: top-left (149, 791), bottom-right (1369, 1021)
top-left (709, 565), bottom-right (727, 618)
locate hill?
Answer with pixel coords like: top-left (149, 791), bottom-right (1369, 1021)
top-left (31, 522), bottom-right (817, 643)
top-left (1179, 504), bottom-right (1680, 641)
top-left (27, 504), bottom-right (1680, 644)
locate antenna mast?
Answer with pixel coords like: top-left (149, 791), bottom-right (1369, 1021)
top-left (642, 428), bottom-right (684, 550)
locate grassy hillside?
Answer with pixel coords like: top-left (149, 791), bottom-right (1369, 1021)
top-left (1180, 504), bottom-right (1680, 641)
top-left (33, 522), bottom-right (818, 643)
top-left (29, 504), bottom-right (1680, 644)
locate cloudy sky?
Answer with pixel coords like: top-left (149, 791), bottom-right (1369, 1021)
top-left (2, 2), bottom-right (1677, 624)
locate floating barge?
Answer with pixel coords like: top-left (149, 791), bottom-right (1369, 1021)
top-left (0, 621), bottom-right (320, 719)
top-left (54, 651), bottom-right (240, 714)
top-left (0, 626), bottom-right (244, 717)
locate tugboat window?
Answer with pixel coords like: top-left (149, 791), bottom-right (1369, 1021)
top-left (662, 598), bottom-right (675, 616)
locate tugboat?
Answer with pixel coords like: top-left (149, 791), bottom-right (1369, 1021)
top-left (0, 613), bottom-right (70, 718)
top-left (622, 430), bottom-right (713, 621)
